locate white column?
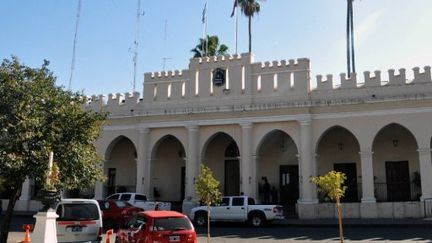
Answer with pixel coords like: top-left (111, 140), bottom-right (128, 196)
top-left (298, 119), bottom-right (317, 203)
top-left (136, 128), bottom-right (150, 194)
top-left (418, 148), bottom-right (432, 200)
top-left (145, 158), bottom-right (153, 198)
top-left (360, 148), bottom-right (376, 202)
top-left (19, 178), bottom-right (32, 201)
top-left (186, 124), bottom-right (199, 200)
top-left (94, 160), bottom-right (106, 200)
top-left (251, 155), bottom-right (258, 199)
top-left (240, 122), bottom-right (253, 196)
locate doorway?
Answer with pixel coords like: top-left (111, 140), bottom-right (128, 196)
top-left (225, 159), bottom-right (240, 196)
top-left (386, 161), bottom-right (410, 201)
top-left (279, 165), bottom-right (299, 205)
top-left (334, 163), bottom-right (358, 202)
top-left (107, 168), bottom-right (116, 196)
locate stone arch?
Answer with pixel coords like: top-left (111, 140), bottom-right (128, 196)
top-left (150, 135), bottom-right (186, 202)
top-left (316, 125), bottom-right (361, 202)
top-left (256, 129), bottom-right (299, 206)
top-left (104, 135), bottom-right (137, 160)
top-left (372, 123), bottom-right (420, 202)
top-left (201, 132), bottom-right (240, 196)
top-left (103, 135), bottom-right (137, 197)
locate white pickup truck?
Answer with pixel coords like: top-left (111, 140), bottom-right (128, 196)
top-left (189, 196), bottom-right (284, 227)
top-left (105, 192), bottom-right (171, 211)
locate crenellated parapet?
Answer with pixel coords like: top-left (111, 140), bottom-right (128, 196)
top-left (312, 66), bottom-right (432, 101)
top-left (315, 66), bottom-right (431, 91)
top-left (84, 53), bottom-right (432, 116)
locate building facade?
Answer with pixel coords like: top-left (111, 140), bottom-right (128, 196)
top-left (9, 53), bottom-right (432, 218)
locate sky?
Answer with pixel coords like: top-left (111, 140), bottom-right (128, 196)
top-left (1, 0), bottom-right (431, 96)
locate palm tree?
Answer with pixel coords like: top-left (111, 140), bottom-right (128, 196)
top-left (346, 0), bottom-right (355, 77)
top-left (237, 0), bottom-right (262, 53)
top-left (191, 35), bottom-right (229, 58)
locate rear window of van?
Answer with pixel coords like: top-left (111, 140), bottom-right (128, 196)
top-left (56, 203), bottom-right (100, 221)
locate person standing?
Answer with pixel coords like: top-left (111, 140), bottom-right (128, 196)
top-left (262, 177), bottom-right (271, 204)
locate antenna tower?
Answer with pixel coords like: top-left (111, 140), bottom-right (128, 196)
top-left (132, 0), bottom-right (144, 92)
top-left (162, 19), bottom-right (171, 70)
top-left (68, 0), bottom-right (82, 90)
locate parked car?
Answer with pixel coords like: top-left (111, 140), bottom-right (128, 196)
top-left (55, 199), bottom-right (103, 243)
top-left (116, 210), bottom-right (197, 243)
top-left (189, 196), bottom-right (284, 227)
top-left (105, 192), bottom-right (171, 211)
top-left (97, 200), bottom-right (143, 230)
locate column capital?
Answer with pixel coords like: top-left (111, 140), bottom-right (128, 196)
top-left (186, 123), bottom-right (199, 131)
top-left (138, 127), bottom-right (150, 134)
top-left (298, 117), bottom-right (312, 126)
top-left (240, 122), bottom-right (252, 129)
top-left (359, 150), bottom-right (373, 158)
top-left (417, 148), bottom-right (432, 155)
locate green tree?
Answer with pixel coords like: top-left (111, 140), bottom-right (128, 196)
top-left (0, 57), bottom-right (107, 243)
top-left (237, 0), bottom-right (263, 53)
top-left (195, 164), bottom-right (222, 243)
top-left (311, 171), bottom-right (347, 243)
top-left (191, 35), bottom-right (229, 58)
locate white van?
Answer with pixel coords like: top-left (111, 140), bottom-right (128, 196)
top-left (55, 199), bottom-right (103, 243)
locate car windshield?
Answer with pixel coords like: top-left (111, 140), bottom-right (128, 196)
top-left (57, 203), bottom-right (99, 221)
top-left (115, 200), bottom-right (132, 208)
top-left (153, 217), bottom-right (192, 231)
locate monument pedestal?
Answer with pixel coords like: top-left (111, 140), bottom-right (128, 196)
top-left (31, 208), bottom-right (59, 243)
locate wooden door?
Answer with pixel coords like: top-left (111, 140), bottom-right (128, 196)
top-left (385, 161), bottom-right (410, 201)
top-left (279, 165), bottom-right (299, 205)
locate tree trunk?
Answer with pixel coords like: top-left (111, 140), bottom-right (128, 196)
top-left (248, 16), bottom-right (252, 53)
top-left (336, 197), bottom-right (344, 243)
top-left (207, 205), bottom-right (210, 243)
top-left (0, 186), bottom-right (22, 243)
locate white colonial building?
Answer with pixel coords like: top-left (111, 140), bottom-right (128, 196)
top-left (7, 53), bottom-right (432, 219)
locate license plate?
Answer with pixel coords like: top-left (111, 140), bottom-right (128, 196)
top-left (169, 235), bottom-right (180, 242)
top-left (72, 226), bottom-right (82, 232)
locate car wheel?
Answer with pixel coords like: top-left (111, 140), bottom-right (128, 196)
top-left (194, 212), bottom-right (207, 227)
top-left (249, 214), bottom-right (265, 227)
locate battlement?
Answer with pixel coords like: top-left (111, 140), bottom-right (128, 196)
top-left (85, 53), bottom-right (432, 116)
top-left (315, 66), bottom-right (431, 90)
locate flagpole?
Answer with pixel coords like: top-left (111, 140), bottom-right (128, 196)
top-left (235, 0), bottom-right (238, 55)
top-left (205, 0), bottom-right (208, 56)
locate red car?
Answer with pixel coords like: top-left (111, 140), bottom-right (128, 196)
top-left (97, 200), bottom-right (143, 229)
top-left (117, 210), bottom-right (197, 243)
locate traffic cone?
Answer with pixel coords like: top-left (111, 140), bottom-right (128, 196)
top-left (105, 229), bottom-right (113, 243)
top-left (21, 224), bottom-right (33, 243)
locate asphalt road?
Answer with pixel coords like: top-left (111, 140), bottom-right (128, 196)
top-left (3, 215), bottom-right (432, 242)
top-left (195, 224), bottom-right (432, 242)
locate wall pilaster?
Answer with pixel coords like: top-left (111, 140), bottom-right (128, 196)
top-left (240, 122), bottom-right (253, 196)
top-left (136, 127), bottom-right (150, 195)
top-left (186, 124), bottom-right (199, 200)
top-left (418, 148), bottom-right (432, 200)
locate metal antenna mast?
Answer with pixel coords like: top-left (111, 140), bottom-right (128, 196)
top-left (132, 0), bottom-right (144, 92)
top-left (162, 19), bottom-right (171, 70)
top-left (68, 0), bottom-right (82, 91)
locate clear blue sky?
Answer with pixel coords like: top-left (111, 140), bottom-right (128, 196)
top-left (1, 0), bottom-right (431, 96)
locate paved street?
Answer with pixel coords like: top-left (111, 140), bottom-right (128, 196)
top-left (195, 225), bottom-right (432, 242)
top-left (2, 215), bottom-right (432, 242)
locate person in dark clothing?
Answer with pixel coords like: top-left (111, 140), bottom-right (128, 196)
top-left (271, 186), bottom-right (278, 204)
top-left (262, 177), bottom-right (271, 204)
